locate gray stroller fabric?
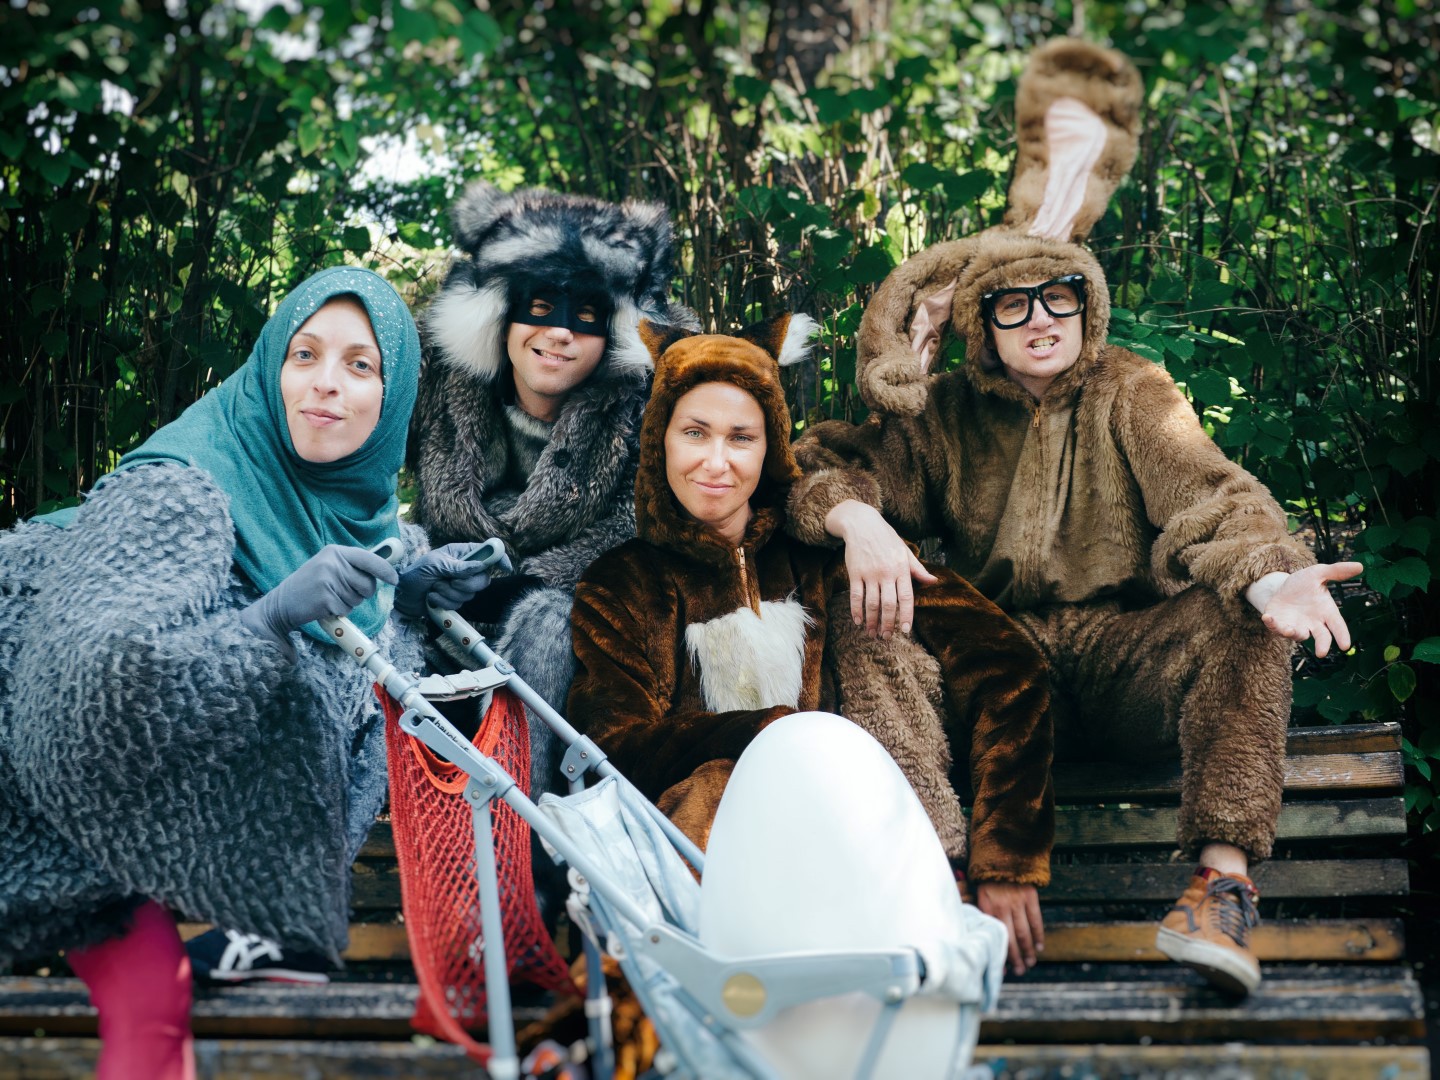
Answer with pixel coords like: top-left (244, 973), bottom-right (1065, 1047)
top-left (538, 778), bottom-right (759, 1080)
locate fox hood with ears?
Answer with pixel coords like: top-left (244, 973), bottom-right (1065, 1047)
top-left (623, 312), bottom-right (818, 554)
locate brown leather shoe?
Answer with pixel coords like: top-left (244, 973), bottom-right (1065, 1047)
top-left (1155, 867), bottom-right (1261, 994)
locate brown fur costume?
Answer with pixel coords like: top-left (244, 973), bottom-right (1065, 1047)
top-left (568, 315), bottom-right (1054, 884)
top-left (789, 40), bottom-right (1312, 861)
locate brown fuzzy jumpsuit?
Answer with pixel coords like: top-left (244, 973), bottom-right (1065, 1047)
top-left (790, 239), bottom-right (1311, 862)
top-left (567, 316), bottom-right (1055, 886)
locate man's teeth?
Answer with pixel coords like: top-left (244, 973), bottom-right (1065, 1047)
top-left (1031, 337), bottom-right (1057, 348)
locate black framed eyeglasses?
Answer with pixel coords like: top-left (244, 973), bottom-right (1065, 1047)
top-left (981, 274), bottom-right (1088, 330)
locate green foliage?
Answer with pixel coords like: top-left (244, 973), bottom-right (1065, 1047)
top-left (2, 0), bottom-right (1438, 837)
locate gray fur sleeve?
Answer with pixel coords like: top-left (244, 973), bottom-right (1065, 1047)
top-left (519, 498), bottom-right (639, 588)
top-left (6, 464), bottom-right (358, 960)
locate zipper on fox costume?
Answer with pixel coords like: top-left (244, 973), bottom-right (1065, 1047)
top-left (736, 546), bottom-right (761, 615)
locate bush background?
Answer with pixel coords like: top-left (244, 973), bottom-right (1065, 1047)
top-left (2, 0), bottom-right (1437, 853)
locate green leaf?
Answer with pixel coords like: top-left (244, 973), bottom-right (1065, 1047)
top-left (1384, 645), bottom-right (1402, 663)
top-left (1360, 524), bottom-right (1401, 551)
top-left (397, 221), bottom-right (436, 248)
top-left (1412, 637), bottom-right (1440, 664)
top-left (297, 117), bottom-right (322, 158)
top-left (1118, 339), bottom-right (1164, 363)
top-left (1388, 663), bottom-right (1417, 703)
top-left (342, 225), bottom-right (371, 254)
top-left (1187, 369), bottom-right (1232, 405)
top-left (36, 155), bottom-right (70, 187)
top-left (939, 169), bottom-right (993, 204)
top-left (0, 129), bottom-right (23, 160)
top-left (901, 161), bottom-right (945, 189)
top-left (1164, 334), bottom-right (1196, 361)
top-left (733, 75), bottom-right (770, 106)
top-left (846, 243), bottom-right (896, 285)
top-left (1388, 444), bottom-right (1428, 475)
top-left (1390, 556), bottom-right (1431, 590)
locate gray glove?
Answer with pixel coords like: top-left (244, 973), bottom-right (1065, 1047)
top-left (394, 542), bottom-right (495, 618)
top-left (241, 544), bottom-right (400, 661)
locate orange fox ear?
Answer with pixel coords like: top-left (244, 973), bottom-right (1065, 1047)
top-left (614, 318), bottom-right (697, 370)
top-left (734, 313), bottom-right (819, 367)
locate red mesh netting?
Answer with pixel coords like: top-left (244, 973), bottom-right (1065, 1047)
top-left (380, 687), bottom-right (578, 1063)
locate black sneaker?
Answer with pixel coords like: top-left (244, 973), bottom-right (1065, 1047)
top-left (187, 927), bottom-right (331, 985)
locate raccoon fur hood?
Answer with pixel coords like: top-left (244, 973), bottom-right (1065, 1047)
top-left (568, 317), bottom-right (1055, 884)
top-left (411, 183), bottom-right (698, 581)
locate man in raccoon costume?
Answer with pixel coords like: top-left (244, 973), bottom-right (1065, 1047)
top-left (788, 40), bottom-right (1362, 995)
top-left (410, 182), bottom-right (698, 795)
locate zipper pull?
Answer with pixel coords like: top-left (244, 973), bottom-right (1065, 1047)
top-left (737, 547), bottom-right (760, 614)
top-left (1032, 406), bottom-right (1041, 430)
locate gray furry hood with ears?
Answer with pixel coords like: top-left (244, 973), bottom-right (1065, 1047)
top-left (421, 181), bottom-right (700, 385)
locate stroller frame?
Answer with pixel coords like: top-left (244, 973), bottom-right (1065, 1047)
top-left (321, 540), bottom-right (980, 1080)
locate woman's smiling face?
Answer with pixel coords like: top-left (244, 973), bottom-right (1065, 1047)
top-left (664, 380), bottom-right (767, 546)
top-left (280, 296), bottom-right (384, 463)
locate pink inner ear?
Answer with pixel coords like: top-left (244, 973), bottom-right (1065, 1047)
top-left (1028, 96), bottom-right (1108, 241)
top-left (909, 280), bottom-right (958, 373)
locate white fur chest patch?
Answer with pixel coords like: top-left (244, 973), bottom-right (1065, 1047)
top-left (683, 597), bottom-right (813, 713)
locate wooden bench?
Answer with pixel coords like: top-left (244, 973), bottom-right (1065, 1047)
top-left (0, 723), bottom-right (1428, 1078)
top-left (968, 721), bottom-right (1429, 1078)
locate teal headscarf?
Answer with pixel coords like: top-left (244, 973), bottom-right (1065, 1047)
top-left (111, 266), bottom-right (421, 642)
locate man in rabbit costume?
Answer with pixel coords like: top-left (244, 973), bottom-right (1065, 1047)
top-left (788, 39), bottom-right (1362, 995)
top-left (411, 183), bottom-right (699, 797)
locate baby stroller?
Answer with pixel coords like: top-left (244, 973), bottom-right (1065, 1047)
top-left (324, 539), bottom-right (1006, 1080)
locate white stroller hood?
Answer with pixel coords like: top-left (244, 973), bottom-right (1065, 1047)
top-left (539, 712), bottom-right (1006, 1079)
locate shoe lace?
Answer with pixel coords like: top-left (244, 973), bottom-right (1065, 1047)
top-left (1204, 876), bottom-right (1259, 947)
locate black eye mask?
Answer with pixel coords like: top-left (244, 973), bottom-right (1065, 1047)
top-left (510, 289), bottom-right (611, 337)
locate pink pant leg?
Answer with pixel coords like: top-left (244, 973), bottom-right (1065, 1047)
top-left (67, 899), bottom-right (196, 1080)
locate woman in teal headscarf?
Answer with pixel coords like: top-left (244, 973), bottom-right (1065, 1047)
top-left (0, 267), bottom-right (491, 1079)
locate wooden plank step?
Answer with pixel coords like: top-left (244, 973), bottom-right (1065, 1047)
top-left (0, 1036), bottom-right (1427, 1080)
top-left (355, 726), bottom-right (1406, 861)
top-left (1053, 796), bottom-right (1407, 848)
top-left (348, 855), bottom-right (1411, 910)
top-left (1040, 918), bottom-right (1405, 963)
top-left (0, 978), bottom-right (550, 1039)
top-left (1051, 751), bottom-right (1402, 803)
top-left (177, 916), bottom-right (1404, 969)
top-left (0, 1037), bottom-right (475, 1079)
top-left (980, 964), bottom-right (1425, 1043)
top-left (1286, 722), bottom-right (1400, 755)
top-left (1044, 858), bottom-right (1409, 902)
top-left (973, 1043), bottom-right (1430, 1080)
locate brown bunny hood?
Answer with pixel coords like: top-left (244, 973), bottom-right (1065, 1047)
top-left (857, 38), bottom-right (1142, 414)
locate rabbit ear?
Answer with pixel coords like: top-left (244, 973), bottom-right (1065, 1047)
top-left (908, 280), bottom-right (958, 374)
top-left (1004, 39), bottom-right (1143, 242)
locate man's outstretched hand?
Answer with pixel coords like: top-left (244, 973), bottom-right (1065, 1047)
top-left (1256, 561), bottom-right (1364, 659)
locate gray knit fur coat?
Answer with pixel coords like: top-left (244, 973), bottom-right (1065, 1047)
top-left (0, 463), bottom-right (426, 969)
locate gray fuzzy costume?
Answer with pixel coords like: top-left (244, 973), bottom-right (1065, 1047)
top-left (410, 182), bottom-right (697, 793)
top-left (0, 464), bottom-right (426, 969)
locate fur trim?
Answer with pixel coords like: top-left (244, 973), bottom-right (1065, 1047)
top-left (685, 597), bottom-right (813, 712)
top-left (785, 461), bottom-right (882, 547)
top-left (426, 281), bottom-right (509, 380)
top-left (608, 301), bottom-right (654, 374)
